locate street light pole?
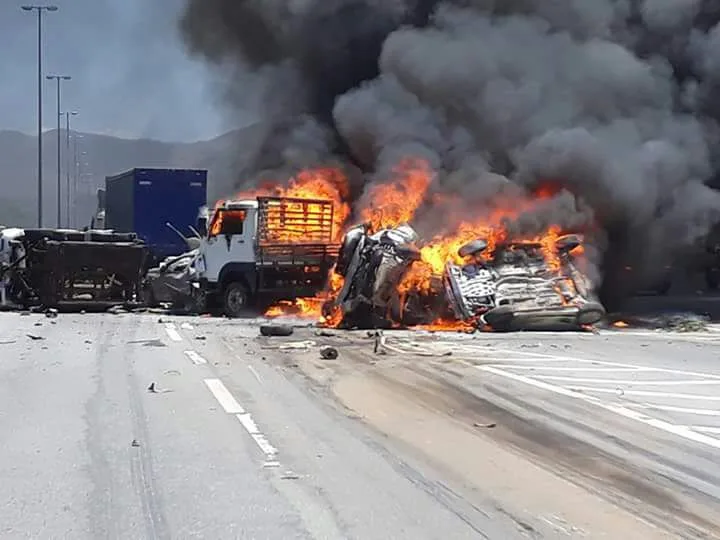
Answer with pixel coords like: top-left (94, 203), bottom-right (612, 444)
top-left (47, 74), bottom-right (71, 228)
top-left (22, 5), bottom-right (58, 228)
top-left (62, 111), bottom-right (77, 228)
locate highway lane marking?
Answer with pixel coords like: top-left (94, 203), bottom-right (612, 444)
top-left (164, 323), bottom-right (182, 342)
top-left (203, 378), bottom-right (279, 458)
top-left (629, 404), bottom-right (720, 416)
top-left (564, 387), bottom-right (720, 401)
top-left (495, 365), bottom-right (650, 373)
top-left (180, 322), bottom-right (194, 330)
top-left (204, 378), bottom-right (246, 414)
top-left (468, 347), bottom-right (720, 380)
top-left (237, 414), bottom-right (277, 457)
top-left (184, 350), bottom-right (207, 365)
top-left (533, 376), bottom-right (720, 385)
top-left (248, 365), bottom-right (263, 384)
top-left (477, 365), bottom-right (720, 450)
top-left (685, 426), bottom-right (720, 434)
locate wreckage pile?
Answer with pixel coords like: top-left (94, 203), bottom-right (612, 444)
top-left (250, 160), bottom-right (605, 331)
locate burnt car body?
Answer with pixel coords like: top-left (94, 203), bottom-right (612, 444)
top-left (143, 250), bottom-right (199, 309)
top-left (330, 223), bottom-right (421, 328)
top-left (443, 235), bottom-right (605, 331)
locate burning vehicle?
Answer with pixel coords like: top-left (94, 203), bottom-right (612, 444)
top-left (328, 222), bottom-right (424, 328)
top-left (143, 249), bottom-right (200, 310)
top-left (323, 224), bottom-right (605, 331)
top-left (443, 235), bottom-right (605, 331)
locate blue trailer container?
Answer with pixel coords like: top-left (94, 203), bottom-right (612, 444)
top-left (105, 168), bottom-right (207, 263)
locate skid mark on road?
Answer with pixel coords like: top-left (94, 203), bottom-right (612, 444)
top-left (203, 378), bottom-right (278, 460)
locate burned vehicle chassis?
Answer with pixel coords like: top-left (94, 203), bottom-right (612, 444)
top-left (2, 230), bottom-right (148, 308)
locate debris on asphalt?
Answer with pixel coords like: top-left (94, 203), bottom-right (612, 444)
top-left (148, 382), bottom-right (157, 393)
top-left (107, 305), bottom-right (127, 315)
top-left (277, 340), bottom-right (316, 351)
top-left (319, 346), bottom-right (339, 359)
top-left (131, 439), bottom-right (140, 447)
top-left (280, 471), bottom-right (300, 480)
top-left (315, 329), bottom-right (337, 337)
top-left (195, 335), bottom-right (206, 340)
top-left (473, 422), bottom-right (497, 429)
top-left (180, 322), bottom-right (194, 330)
top-left (260, 324), bottom-right (294, 337)
top-left (0, 339), bottom-right (16, 345)
top-left (45, 308), bottom-right (58, 318)
top-left (26, 333), bottom-right (44, 340)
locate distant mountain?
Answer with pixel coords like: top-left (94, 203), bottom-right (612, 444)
top-left (0, 125), bottom-right (265, 228)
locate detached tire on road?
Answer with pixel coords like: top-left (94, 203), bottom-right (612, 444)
top-left (259, 324), bottom-right (294, 337)
top-left (223, 282), bottom-right (250, 318)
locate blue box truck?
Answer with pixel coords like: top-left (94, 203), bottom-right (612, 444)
top-left (104, 168), bottom-right (207, 264)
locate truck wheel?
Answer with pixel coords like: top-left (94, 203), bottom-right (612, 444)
top-left (223, 282), bottom-right (250, 318)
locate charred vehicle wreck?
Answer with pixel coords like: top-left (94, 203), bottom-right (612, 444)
top-left (0, 228), bottom-right (148, 309)
top-left (326, 224), bottom-right (606, 331)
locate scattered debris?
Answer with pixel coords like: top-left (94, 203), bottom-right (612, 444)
top-left (84, 340), bottom-right (92, 344)
top-left (319, 346), bottom-right (339, 359)
top-left (164, 369), bottom-right (181, 376)
top-left (314, 329), bottom-right (337, 337)
top-left (26, 334), bottom-right (44, 340)
top-left (473, 422), bottom-right (497, 429)
top-left (195, 335), bottom-right (206, 341)
top-left (260, 324), bottom-right (294, 337)
top-left (0, 339), bottom-right (16, 345)
top-left (131, 439), bottom-right (140, 447)
top-left (280, 471), bottom-right (300, 480)
top-left (147, 382), bottom-right (157, 393)
top-left (107, 305), bottom-right (127, 315)
top-left (277, 340), bottom-right (316, 350)
top-left (45, 308), bottom-right (58, 319)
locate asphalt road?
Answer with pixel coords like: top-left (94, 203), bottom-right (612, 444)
top-left (1, 311), bottom-right (720, 539)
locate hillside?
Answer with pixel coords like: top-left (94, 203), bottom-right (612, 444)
top-left (0, 125), bottom-right (265, 227)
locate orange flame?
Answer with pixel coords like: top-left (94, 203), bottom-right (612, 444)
top-left (360, 158), bottom-right (432, 231)
top-left (613, 320), bottom-right (629, 328)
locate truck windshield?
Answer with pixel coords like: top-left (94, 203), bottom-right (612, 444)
top-left (209, 209), bottom-right (246, 237)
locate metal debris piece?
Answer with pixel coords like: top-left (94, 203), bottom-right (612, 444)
top-left (319, 346), bottom-right (339, 359)
top-left (131, 439), bottom-right (140, 447)
top-left (315, 330), bottom-right (337, 337)
top-left (26, 333), bottom-right (44, 340)
top-left (473, 422), bottom-right (497, 429)
top-left (147, 382), bottom-right (157, 393)
top-left (45, 308), bottom-right (58, 318)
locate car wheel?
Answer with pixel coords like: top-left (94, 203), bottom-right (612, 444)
top-left (483, 305), bottom-right (515, 332)
top-left (223, 282), bottom-right (250, 318)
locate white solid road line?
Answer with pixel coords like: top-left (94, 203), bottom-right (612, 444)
top-left (630, 404), bottom-right (720, 416)
top-left (534, 376), bottom-right (720, 386)
top-left (478, 365), bottom-right (720, 451)
top-left (184, 350), bottom-right (207, 365)
top-left (494, 365), bottom-right (650, 373)
top-left (565, 387), bottom-right (720, 401)
top-left (686, 426), bottom-right (720, 434)
top-left (204, 378), bottom-right (246, 414)
top-left (164, 323), bottom-right (182, 342)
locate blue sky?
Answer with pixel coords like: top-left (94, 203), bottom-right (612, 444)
top-left (1, 0), bottom-right (230, 142)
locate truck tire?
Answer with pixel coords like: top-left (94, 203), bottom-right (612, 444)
top-left (259, 324), bottom-right (294, 337)
top-left (223, 282), bottom-right (250, 318)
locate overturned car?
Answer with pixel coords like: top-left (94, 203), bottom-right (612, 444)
top-left (327, 224), bottom-right (605, 331)
top-left (444, 236), bottom-right (605, 331)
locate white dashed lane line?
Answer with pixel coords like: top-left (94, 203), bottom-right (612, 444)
top-left (204, 378), bottom-right (278, 459)
top-left (164, 322), bottom-right (183, 342)
top-left (184, 350), bottom-right (207, 365)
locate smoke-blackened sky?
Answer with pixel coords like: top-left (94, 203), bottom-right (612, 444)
top-left (1, 0), bottom-right (225, 141)
top-left (181, 0), bottom-right (720, 295)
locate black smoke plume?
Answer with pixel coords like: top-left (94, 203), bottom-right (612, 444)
top-left (180, 0), bottom-right (720, 307)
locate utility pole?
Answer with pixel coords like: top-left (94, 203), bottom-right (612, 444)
top-left (47, 74), bottom-right (71, 228)
top-left (21, 5), bottom-right (58, 227)
top-left (62, 111), bottom-right (78, 228)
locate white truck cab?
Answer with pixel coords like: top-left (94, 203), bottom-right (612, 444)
top-left (195, 196), bottom-right (339, 317)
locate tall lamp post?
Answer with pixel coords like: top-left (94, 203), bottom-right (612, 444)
top-left (47, 74), bottom-right (71, 228)
top-left (21, 5), bottom-right (58, 227)
top-left (61, 111), bottom-right (78, 228)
